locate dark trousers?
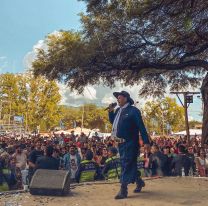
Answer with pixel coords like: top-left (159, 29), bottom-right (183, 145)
top-left (118, 141), bottom-right (140, 185)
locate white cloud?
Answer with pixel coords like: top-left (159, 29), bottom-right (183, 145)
top-left (101, 95), bottom-right (114, 104)
top-left (188, 116), bottom-right (194, 121)
top-left (23, 30), bottom-right (60, 70)
top-left (83, 86), bottom-right (97, 100)
top-left (58, 83), bottom-right (97, 106)
top-left (33, 39), bottom-right (47, 51)
top-left (58, 81), bottom-right (148, 109)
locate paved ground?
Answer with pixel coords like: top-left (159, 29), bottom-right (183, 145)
top-left (1, 177), bottom-right (208, 206)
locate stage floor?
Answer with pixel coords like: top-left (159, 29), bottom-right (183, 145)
top-left (1, 177), bottom-right (208, 206)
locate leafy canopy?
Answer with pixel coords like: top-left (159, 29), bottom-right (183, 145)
top-left (33, 0), bottom-right (208, 96)
top-left (0, 73), bottom-right (61, 131)
top-left (143, 97), bottom-right (185, 134)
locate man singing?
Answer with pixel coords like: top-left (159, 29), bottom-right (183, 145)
top-left (108, 91), bottom-right (150, 199)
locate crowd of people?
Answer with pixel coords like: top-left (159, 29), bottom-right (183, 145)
top-left (0, 131), bottom-right (207, 192)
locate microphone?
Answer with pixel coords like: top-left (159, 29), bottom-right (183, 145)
top-left (104, 102), bottom-right (117, 111)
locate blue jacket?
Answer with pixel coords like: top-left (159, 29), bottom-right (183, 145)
top-left (109, 105), bottom-right (149, 144)
top-left (109, 105), bottom-right (149, 184)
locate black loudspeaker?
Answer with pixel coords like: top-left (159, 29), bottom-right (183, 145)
top-left (30, 169), bottom-right (70, 196)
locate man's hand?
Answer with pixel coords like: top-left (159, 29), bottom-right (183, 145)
top-left (108, 103), bottom-right (115, 112)
top-left (144, 144), bottom-right (151, 152)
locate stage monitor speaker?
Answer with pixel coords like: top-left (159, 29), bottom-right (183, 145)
top-left (30, 169), bottom-right (70, 196)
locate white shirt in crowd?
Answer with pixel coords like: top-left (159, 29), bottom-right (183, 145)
top-left (13, 152), bottom-right (27, 170)
top-left (70, 154), bottom-right (78, 179)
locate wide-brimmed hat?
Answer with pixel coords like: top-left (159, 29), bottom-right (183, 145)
top-left (113, 91), bottom-right (134, 105)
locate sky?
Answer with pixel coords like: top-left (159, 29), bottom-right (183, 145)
top-left (0, 0), bottom-right (85, 73)
top-left (0, 0), bottom-right (203, 121)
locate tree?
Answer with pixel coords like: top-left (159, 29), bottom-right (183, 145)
top-left (0, 73), bottom-right (21, 123)
top-left (25, 75), bottom-right (62, 131)
top-left (59, 106), bottom-right (82, 129)
top-left (143, 97), bottom-right (185, 135)
top-left (32, 0), bottom-right (208, 142)
top-left (0, 73), bottom-right (61, 131)
top-left (60, 104), bottom-right (111, 132)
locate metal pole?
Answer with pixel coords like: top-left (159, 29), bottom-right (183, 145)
top-left (81, 105), bottom-right (84, 132)
top-left (184, 93), bottom-right (190, 145)
top-left (171, 91), bottom-right (200, 146)
top-left (9, 101), bottom-right (11, 125)
top-left (162, 111), bottom-right (165, 136)
top-left (25, 112), bottom-right (28, 132)
top-left (0, 101), bottom-right (2, 120)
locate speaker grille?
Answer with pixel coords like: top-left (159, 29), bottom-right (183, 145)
top-left (30, 169), bottom-right (70, 196)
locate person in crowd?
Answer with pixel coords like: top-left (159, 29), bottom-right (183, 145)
top-left (100, 147), bottom-right (108, 167)
top-left (80, 147), bottom-right (87, 160)
top-left (187, 147), bottom-right (196, 176)
top-left (63, 145), bottom-right (81, 181)
top-left (9, 156), bottom-right (22, 190)
top-left (171, 145), bottom-right (191, 176)
top-left (78, 132), bottom-right (88, 143)
top-left (170, 147), bottom-right (178, 158)
top-left (28, 139), bottom-right (44, 183)
top-left (12, 145), bottom-right (27, 171)
top-left (0, 131), bottom-right (207, 192)
top-left (149, 145), bottom-right (168, 176)
top-left (0, 156), bottom-right (10, 191)
top-left (0, 154), bottom-right (21, 191)
top-left (0, 143), bottom-right (9, 165)
top-left (58, 147), bottom-right (67, 169)
top-left (143, 146), bottom-right (152, 177)
top-left (75, 150), bottom-right (101, 183)
top-left (91, 144), bottom-right (97, 159)
top-left (94, 148), bottom-right (103, 165)
top-left (195, 148), bottom-right (208, 177)
top-left (36, 146), bottom-right (59, 170)
top-left (163, 146), bottom-right (173, 176)
top-left (70, 131), bottom-right (76, 143)
top-left (102, 147), bottom-right (121, 180)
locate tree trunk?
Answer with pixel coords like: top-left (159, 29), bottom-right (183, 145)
top-left (201, 73), bottom-right (208, 146)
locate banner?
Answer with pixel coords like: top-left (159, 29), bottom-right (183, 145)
top-left (14, 116), bottom-right (24, 123)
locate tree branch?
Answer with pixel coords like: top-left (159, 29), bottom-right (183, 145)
top-left (128, 59), bottom-right (208, 72)
top-left (180, 43), bottom-right (208, 62)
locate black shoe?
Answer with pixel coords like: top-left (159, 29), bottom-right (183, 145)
top-left (134, 180), bottom-right (145, 193)
top-left (115, 185), bottom-right (128, 199)
top-left (115, 191), bottom-right (128, 199)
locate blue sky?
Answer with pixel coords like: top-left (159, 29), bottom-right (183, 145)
top-left (0, 0), bottom-right (85, 73)
top-left (0, 0), bottom-right (203, 121)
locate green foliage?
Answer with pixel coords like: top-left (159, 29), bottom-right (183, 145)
top-left (32, 0), bottom-right (207, 96)
top-left (142, 97), bottom-right (185, 134)
top-left (0, 73), bottom-right (61, 131)
top-left (31, 0), bottom-right (208, 143)
top-left (60, 104), bottom-right (111, 133)
top-left (189, 120), bottom-right (202, 129)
